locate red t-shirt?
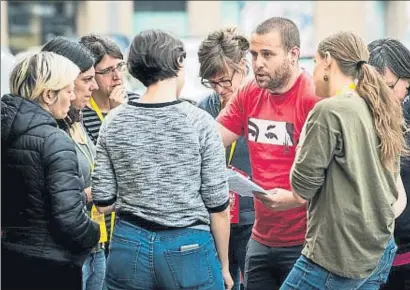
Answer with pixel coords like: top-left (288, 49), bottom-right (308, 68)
top-left (217, 72), bottom-right (320, 247)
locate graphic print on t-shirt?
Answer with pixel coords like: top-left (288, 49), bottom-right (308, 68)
top-left (248, 118), bottom-right (294, 146)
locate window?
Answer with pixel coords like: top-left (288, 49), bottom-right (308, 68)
top-left (7, 1), bottom-right (77, 55)
top-left (132, 1), bottom-right (188, 38)
top-left (133, 1), bottom-right (186, 12)
top-left (239, 1), bottom-right (315, 57)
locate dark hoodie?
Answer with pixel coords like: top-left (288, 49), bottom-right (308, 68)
top-left (1, 94), bottom-right (100, 266)
top-left (198, 92), bottom-right (255, 225)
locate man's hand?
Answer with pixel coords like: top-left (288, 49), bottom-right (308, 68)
top-left (108, 85), bottom-right (127, 109)
top-left (253, 188), bottom-right (307, 211)
top-left (222, 268), bottom-right (234, 290)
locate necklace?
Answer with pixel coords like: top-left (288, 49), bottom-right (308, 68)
top-left (336, 83), bottom-right (356, 96)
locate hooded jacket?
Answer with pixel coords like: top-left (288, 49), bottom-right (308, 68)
top-left (1, 94), bottom-right (100, 266)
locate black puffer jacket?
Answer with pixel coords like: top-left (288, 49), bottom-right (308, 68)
top-left (1, 94), bottom-right (100, 266)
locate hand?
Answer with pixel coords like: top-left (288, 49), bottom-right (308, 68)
top-left (108, 85), bottom-right (127, 109)
top-left (84, 186), bottom-right (92, 203)
top-left (222, 268), bottom-right (234, 290)
top-left (253, 188), bottom-right (280, 210)
top-left (253, 188), bottom-right (306, 211)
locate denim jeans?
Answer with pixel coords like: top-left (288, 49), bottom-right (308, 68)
top-left (244, 238), bottom-right (303, 290)
top-left (82, 249), bottom-right (107, 290)
top-left (104, 219), bottom-right (224, 290)
top-left (280, 238), bottom-right (397, 290)
top-left (229, 224), bottom-right (252, 290)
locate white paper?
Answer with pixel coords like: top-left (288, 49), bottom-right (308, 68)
top-left (227, 169), bottom-right (269, 197)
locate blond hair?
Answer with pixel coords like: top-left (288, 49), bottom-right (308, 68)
top-left (318, 31), bottom-right (406, 172)
top-left (10, 51), bottom-right (80, 101)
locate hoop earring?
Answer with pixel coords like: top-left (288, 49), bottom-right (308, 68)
top-left (323, 75), bottom-right (329, 82)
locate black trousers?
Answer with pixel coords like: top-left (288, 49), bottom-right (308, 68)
top-left (244, 238), bottom-right (303, 290)
top-left (382, 263), bottom-right (410, 290)
top-left (2, 247), bottom-right (82, 290)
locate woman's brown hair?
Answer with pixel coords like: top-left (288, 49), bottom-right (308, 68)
top-left (198, 27), bottom-right (249, 80)
top-left (318, 31), bottom-right (406, 172)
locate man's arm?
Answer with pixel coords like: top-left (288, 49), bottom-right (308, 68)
top-left (218, 123), bottom-right (240, 147)
top-left (216, 86), bottom-right (247, 148)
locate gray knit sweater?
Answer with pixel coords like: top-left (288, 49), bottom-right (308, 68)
top-left (92, 100), bottom-right (229, 229)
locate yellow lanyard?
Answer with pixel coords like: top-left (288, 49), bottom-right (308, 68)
top-left (89, 97), bottom-right (105, 122)
top-left (221, 99), bottom-right (237, 166)
top-left (228, 141), bottom-right (237, 165)
top-left (336, 83), bottom-right (356, 95)
top-left (89, 97), bottom-right (116, 241)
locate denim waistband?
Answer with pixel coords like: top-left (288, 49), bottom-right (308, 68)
top-left (115, 218), bottom-right (211, 242)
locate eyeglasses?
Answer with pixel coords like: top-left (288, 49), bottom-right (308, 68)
top-left (95, 62), bottom-right (127, 76)
top-left (388, 77), bottom-right (400, 89)
top-left (201, 71), bottom-right (236, 89)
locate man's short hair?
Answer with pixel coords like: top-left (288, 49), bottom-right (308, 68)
top-left (127, 29), bottom-right (185, 87)
top-left (79, 34), bottom-right (123, 65)
top-left (254, 17), bottom-right (300, 51)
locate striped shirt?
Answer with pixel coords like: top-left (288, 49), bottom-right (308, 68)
top-left (82, 92), bottom-right (140, 145)
top-left (82, 92), bottom-right (139, 241)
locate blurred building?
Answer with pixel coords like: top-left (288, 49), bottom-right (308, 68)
top-left (2, 1), bottom-right (409, 101)
top-left (2, 1), bottom-right (409, 55)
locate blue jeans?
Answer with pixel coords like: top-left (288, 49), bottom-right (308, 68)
top-left (280, 238), bottom-right (397, 290)
top-left (229, 224), bottom-right (252, 290)
top-left (104, 219), bottom-right (224, 290)
top-left (82, 249), bottom-right (107, 290)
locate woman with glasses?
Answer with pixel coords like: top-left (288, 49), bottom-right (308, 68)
top-left (368, 37), bottom-right (410, 290)
top-left (197, 27), bottom-right (254, 290)
top-left (91, 29), bottom-right (233, 290)
top-left (79, 34), bottom-right (140, 145)
top-left (79, 34), bottom-right (140, 260)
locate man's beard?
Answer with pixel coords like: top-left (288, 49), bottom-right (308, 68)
top-left (266, 59), bottom-right (293, 93)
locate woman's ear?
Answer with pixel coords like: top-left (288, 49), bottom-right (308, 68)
top-left (324, 52), bottom-right (333, 70)
top-left (240, 58), bottom-right (250, 76)
top-left (40, 89), bottom-right (57, 105)
top-left (178, 52), bottom-right (186, 68)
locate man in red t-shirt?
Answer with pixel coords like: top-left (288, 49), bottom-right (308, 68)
top-left (217, 17), bottom-right (321, 290)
